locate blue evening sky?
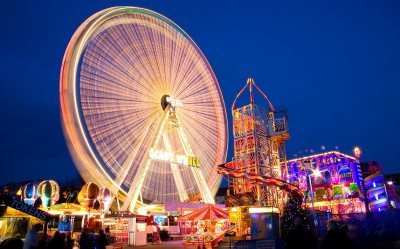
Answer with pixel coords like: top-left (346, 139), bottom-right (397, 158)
top-left (0, 0), bottom-right (399, 185)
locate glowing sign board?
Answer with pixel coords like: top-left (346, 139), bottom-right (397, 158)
top-left (149, 148), bottom-right (200, 168)
top-left (4, 197), bottom-right (51, 221)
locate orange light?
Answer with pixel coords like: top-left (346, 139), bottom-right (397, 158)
top-left (353, 147), bottom-right (362, 158)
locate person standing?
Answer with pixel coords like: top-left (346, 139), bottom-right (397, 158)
top-left (285, 216), bottom-right (317, 249)
top-left (95, 229), bottom-right (108, 249)
top-left (79, 228), bottom-right (91, 249)
top-left (47, 231), bottom-right (65, 249)
top-left (65, 233), bottom-right (74, 249)
top-left (0, 235), bottom-right (24, 249)
top-left (322, 219), bottom-right (353, 249)
top-left (23, 225), bottom-right (39, 249)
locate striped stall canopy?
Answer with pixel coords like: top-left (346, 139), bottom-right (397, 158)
top-left (178, 204), bottom-right (229, 221)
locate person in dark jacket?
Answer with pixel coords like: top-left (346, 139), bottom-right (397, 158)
top-left (65, 233), bottom-right (74, 249)
top-left (0, 236), bottom-right (24, 249)
top-left (23, 225), bottom-right (39, 249)
top-left (95, 229), bottom-right (108, 249)
top-left (79, 228), bottom-right (91, 249)
top-left (285, 216), bottom-right (317, 249)
top-left (322, 219), bottom-right (353, 249)
top-left (47, 231), bottom-right (65, 249)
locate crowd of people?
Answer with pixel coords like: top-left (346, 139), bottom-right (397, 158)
top-left (285, 216), bottom-right (353, 249)
top-left (284, 215), bottom-right (400, 249)
top-left (0, 225), bottom-right (110, 249)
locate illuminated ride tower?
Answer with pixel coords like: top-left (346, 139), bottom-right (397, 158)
top-left (218, 78), bottom-right (302, 211)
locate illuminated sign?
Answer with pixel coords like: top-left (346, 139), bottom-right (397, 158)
top-left (149, 148), bottom-right (200, 168)
top-left (5, 198), bottom-right (50, 221)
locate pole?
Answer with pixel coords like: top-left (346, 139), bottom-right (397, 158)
top-left (383, 183), bottom-right (391, 210)
top-left (43, 221), bottom-right (48, 240)
top-left (307, 172), bottom-right (318, 237)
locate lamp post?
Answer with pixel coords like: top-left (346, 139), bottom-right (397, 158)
top-left (307, 172), bottom-right (315, 220)
top-left (353, 146), bottom-right (369, 213)
top-left (307, 169), bottom-right (321, 230)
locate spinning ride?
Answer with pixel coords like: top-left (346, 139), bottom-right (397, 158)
top-left (60, 7), bottom-right (228, 211)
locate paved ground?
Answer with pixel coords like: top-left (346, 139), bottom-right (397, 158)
top-left (120, 240), bottom-right (221, 249)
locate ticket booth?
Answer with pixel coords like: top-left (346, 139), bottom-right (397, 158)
top-left (102, 214), bottom-right (147, 247)
top-left (127, 216), bottom-right (147, 246)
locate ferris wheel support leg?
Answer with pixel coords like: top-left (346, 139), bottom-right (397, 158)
top-left (191, 168), bottom-right (215, 204)
top-left (123, 158), bottom-right (152, 212)
top-left (121, 110), bottom-right (171, 212)
top-left (175, 114), bottom-right (214, 204)
top-left (162, 133), bottom-right (190, 202)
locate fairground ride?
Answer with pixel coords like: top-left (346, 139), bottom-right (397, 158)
top-left (218, 78), bottom-right (302, 212)
top-left (60, 7), bottom-right (228, 212)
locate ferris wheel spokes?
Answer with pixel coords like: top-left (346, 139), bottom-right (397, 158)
top-left (121, 109), bottom-right (171, 211)
top-left (112, 114), bottom-right (159, 193)
top-left (175, 112), bottom-right (215, 204)
top-left (122, 103), bottom-right (216, 211)
top-left (162, 132), bottom-right (190, 202)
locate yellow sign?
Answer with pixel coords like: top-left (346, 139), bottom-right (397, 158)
top-left (149, 148), bottom-right (200, 168)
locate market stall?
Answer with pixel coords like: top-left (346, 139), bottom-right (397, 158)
top-left (178, 204), bottom-right (229, 247)
top-left (47, 202), bottom-right (88, 235)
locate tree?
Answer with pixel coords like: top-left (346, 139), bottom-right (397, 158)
top-left (281, 192), bottom-right (310, 239)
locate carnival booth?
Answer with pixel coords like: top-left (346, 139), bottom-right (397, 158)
top-left (0, 200), bottom-right (48, 242)
top-left (0, 180), bottom-right (58, 242)
top-left (178, 204), bottom-right (229, 247)
top-left (47, 202), bottom-right (89, 235)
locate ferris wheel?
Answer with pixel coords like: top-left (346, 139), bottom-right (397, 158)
top-left (60, 7), bottom-right (228, 211)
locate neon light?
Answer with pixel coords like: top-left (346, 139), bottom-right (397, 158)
top-left (154, 216), bottom-right (165, 225)
top-left (149, 148), bottom-right (175, 162)
top-left (148, 148), bottom-right (200, 167)
top-left (353, 147), bottom-right (362, 158)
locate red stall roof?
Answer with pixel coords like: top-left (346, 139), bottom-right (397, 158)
top-left (178, 204), bottom-right (229, 221)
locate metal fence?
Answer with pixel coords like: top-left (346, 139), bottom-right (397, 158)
top-left (230, 239), bottom-right (284, 249)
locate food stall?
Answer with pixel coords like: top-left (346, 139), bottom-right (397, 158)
top-left (0, 200), bottom-right (48, 242)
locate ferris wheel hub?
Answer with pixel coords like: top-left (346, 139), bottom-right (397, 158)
top-left (161, 95), bottom-right (183, 111)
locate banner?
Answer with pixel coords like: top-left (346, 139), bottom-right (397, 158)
top-left (4, 197), bottom-right (51, 221)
